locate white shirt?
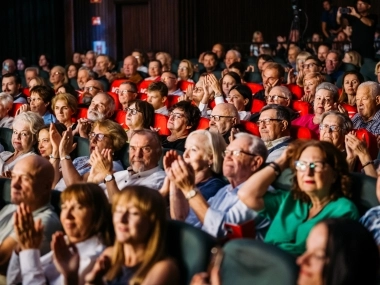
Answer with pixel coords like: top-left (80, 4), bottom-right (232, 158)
top-left (169, 89), bottom-right (184, 96)
top-left (155, 106), bottom-right (169, 116)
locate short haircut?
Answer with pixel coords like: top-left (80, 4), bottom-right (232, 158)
top-left (92, 119), bottom-right (127, 151)
top-left (203, 51), bottom-right (218, 62)
top-left (0, 92), bottom-right (13, 110)
top-left (24, 67), bottom-right (39, 75)
top-left (119, 81), bottom-right (138, 93)
top-left (222, 72), bottom-right (241, 87)
top-left (264, 62), bottom-right (285, 79)
top-left (327, 50), bottom-right (343, 62)
top-left (229, 84), bottom-right (253, 112)
top-left (78, 66), bottom-right (97, 79)
top-left (304, 55), bottom-right (323, 67)
top-left (130, 129), bottom-right (162, 158)
top-left (149, 60), bottom-right (163, 69)
top-left (13, 111), bottom-right (45, 144)
top-left (228, 62), bottom-right (246, 76)
top-left (228, 49), bottom-right (242, 60)
top-left (51, 93), bottom-right (78, 115)
top-left (147, 81), bottom-right (168, 97)
top-left (358, 81), bottom-right (380, 100)
top-left (234, 132), bottom-right (268, 162)
top-left (320, 111), bottom-right (353, 133)
top-left (316, 82), bottom-right (339, 102)
top-left (257, 54), bottom-right (274, 63)
top-left (161, 70), bottom-right (177, 78)
top-left (271, 86), bottom-right (292, 100)
top-left (128, 99), bottom-right (155, 128)
top-left (260, 104), bottom-right (291, 127)
top-left (30, 85), bottom-right (55, 103)
top-left (169, 101), bottom-right (201, 131)
top-left (2, 73), bottom-right (21, 85)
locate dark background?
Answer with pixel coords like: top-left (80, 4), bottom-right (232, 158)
top-left (0, 0), bottom-right (379, 65)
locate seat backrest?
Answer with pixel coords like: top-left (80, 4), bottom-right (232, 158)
top-left (137, 80), bottom-right (154, 94)
top-left (245, 72), bottom-right (262, 83)
top-left (22, 88), bottom-right (30, 97)
top-left (0, 177), bottom-right (11, 207)
top-left (0, 127), bottom-right (15, 152)
top-left (109, 79), bottom-right (128, 93)
top-left (341, 103), bottom-right (357, 119)
top-left (107, 91), bottom-right (121, 110)
top-left (286, 83), bottom-right (304, 100)
top-left (240, 120), bottom-right (260, 137)
top-left (153, 114), bottom-right (170, 136)
top-left (220, 239), bottom-right (298, 285)
top-left (245, 82), bottom-right (264, 94)
top-left (166, 220), bottom-right (216, 285)
top-left (251, 99), bottom-right (265, 113)
top-left (291, 100), bottom-right (311, 117)
top-left (10, 103), bottom-right (24, 117)
top-left (114, 109), bottom-right (127, 126)
top-left (137, 93), bottom-right (148, 101)
top-left (167, 95), bottom-right (180, 108)
top-left (71, 136), bottom-right (90, 159)
top-left (197, 117), bottom-right (210, 130)
top-left (178, 80), bottom-right (195, 91)
top-left (76, 107), bottom-right (88, 120)
top-left (355, 128), bottom-right (378, 160)
top-left (290, 125), bottom-right (317, 139)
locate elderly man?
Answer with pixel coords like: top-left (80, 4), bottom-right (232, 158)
top-left (168, 132), bottom-right (270, 238)
top-left (94, 54), bottom-right (111, 90)
top-left (287, 45), bottom-right (301, 70)
top-left (122, 55), bottom-right (143, 84)
top-left (84, 50), bottom-right (96, 70)
top-left (77, 67), bottom-right (96, 91)
top-left (1, 73), bottom-right (27, 104)
top-left (117, 81), bottom-right (138, 110)
top-left (0, 93), bottom-right (14, 128)
top-left (351, 81), bottom-right (380, 135)
top-left (81, 79), bottom-right (104, 106)
top-left (24, 67), bottom-right (39, 87)
top-left (209, 103), bottom-right (243, 144)
top-left (258, 104), bottom-right (292, 162)
top-left (98, 129), bottom-right (165, 200)
top-left (325, 50), bottom-right (344, 83)
top-left (224, 49), bottom-right (241, 69)
top-left (0, 156), bottom-right (61, 277)
top-left (254, 62), bottom-right (285, 101)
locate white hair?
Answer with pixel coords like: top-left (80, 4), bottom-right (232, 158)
top-left (0, 92), bottom-right (14, 110)
top-left (358, 81), bottom-right (380, 100)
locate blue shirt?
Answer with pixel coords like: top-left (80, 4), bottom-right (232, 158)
top-left (42, 110), bottom-right (57, 125)
top-left (360, 206), bottom-right (380, 245)
top-left (351, 109), bottom-right (380, 135)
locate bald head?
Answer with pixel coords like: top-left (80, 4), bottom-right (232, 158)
top-left (209, 103), bottom-right (239, 135)
top-left (123, 56), bottom-right (138, 77)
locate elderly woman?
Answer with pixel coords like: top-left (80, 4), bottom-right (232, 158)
top-left (84, 186), bottom-right (179, 285)
top-left (125, 99), bottom-right (155, 141)
top-left (0, 112), bottom-right (44, 175)
top-left (50, 65), bottom-right (76, 95)
top-left (292, 82), bottom-right (342, 137)
top-left (145, 60), bottom-right (163, 81)
top-left (0, 92), bottom-right (14, 128)
top-left (225, 84), bottom-right (252, 121)
top-left (298, 219), bottom-right (379, 285)
top-left (51, 119), bottom-right (127, 191)
top-left (238, 140), bottom-right (359, 256)
top-left (177, 59), bottom-right (194, 82)
top-left (52, 93), bottom-right (78, 129)
top-left (339, 70), bottom-right (365, 106)
top-left (300, 72), bottom-right (325, 103)
top-left (7, 183), bottom-right (114, 285)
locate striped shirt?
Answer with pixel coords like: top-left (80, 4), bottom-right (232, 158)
top-left (351, 109), bottom-right (380, 135)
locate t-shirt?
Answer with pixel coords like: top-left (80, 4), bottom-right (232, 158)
top-left (321, 6), bottom-right (340, 31)
top-left (261, 190), bottom-right (359, 256)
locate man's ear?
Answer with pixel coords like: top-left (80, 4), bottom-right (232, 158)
top-left (162, 95), bottom-right (167, 103)
top-left (231, 117), bottom-right (237, 126)
top-left (281, 120), bottom-right (289, 131)
top-left (375, 95), bottom-right (380, 106)
top-left (250, 155), bottom-right (264, 172)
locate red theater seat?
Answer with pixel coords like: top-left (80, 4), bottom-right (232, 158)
top-left (114, 109), bottom-right (126, 125)
top-left (197, 117), bottom-right (210, 130)
top-left (167, 95), bottom-right (180, 108)
top-left (178, 80), bottom-right (195, 91)
top-left (341, 103), bottom-right (357, 119)
top-left (286, 83), bottom-right (304, 100)
top-left (76, 108), bottom-right (88, 120)
top-left (137, 80), bottom-right (154, 94)
top-left (251, 99), bottom-right (265, 113)
top-left (109, 79), bottom-right (128, 93)
top-left (240, 120), bottom-right (260, 137)
top-left (290, 125), bottom-right (317, 139)
top-left (355, 129), bottom-right (378, 160)
top-left (291, 100), bottom-right (311, 116)
top-left (245, 83), bottom-right (264, 94)
top-left (10, 103), bottom-right (24, 117)
top-left (154, 114), bottom-right (170, 136)
top-left (107, 92), bottom-right (121, 110)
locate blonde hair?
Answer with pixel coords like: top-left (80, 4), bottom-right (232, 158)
top-left (13, 111), bottom-right (45, 144)
top-left (92, 120), bottom-right (127, 151)
top-left (301, 72), bottom-right (325, 88)
top-left (51, 93), bottom-right (78, 115)
top-left (107, 186), bottom-right (167, 285)
top-left (179, 59), bottom-right (194, 79)
top-left (344, 51), bottom-right (362, 67)
top-left (52, 65), bottom-right (68, 84)
top-left (296, 51), bottom-right (312, 72)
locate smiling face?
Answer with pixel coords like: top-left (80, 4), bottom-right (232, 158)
top-left (319, 114), bottom-right (345, 150)
top-left (183, 134), bottom-right (212, 173)
top-left (29, 92), bottom-right (48, 116)
top-left (258, 109), bottom-right (285, 142)
top-left (297, 223), bottom-right (327, 285)
top-left (38, 129), bottom-right (52, 159)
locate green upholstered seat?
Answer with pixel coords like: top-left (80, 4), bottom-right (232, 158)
top-left (0, 127), bottom-right (14, 152)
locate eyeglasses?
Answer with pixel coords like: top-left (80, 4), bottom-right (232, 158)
top-left (129, 145), bottom-right (152, 153)
top-left (222, 149), bottom-right (257, 158)
top-left (264, 95), bottom-right (288, 101)
top-left (178, 67), bottom-right (188, 71)
top-left (257, 118), bottom-right (283, 126)
top-left (50, 71), bottom-right (62, 76)
top-left (210, 115), bottom-right (234, 121)
top-left (303, 63), bottom-right (317, 69)
top-left (84, 86), bottom-right (101, 92)
top-left (27, 97), bottom-right (43, 103)
top-left (169, 112), bottom-right (185, 120)
top-left (118, 89), bottom-right (135, 95)
top-left (319, 124), bottom-right (342, 132)
top-left (295, 160), bottom-right (326, 172)
top-left (89, 132), bottom-right (109, 141)
top-left (127, 108), bottom-right (141, 115)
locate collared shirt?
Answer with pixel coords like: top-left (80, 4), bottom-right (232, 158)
top-left (155, 106), bottom-right (169, 116)
top-left (99, 166), bottom-right (166, 195)
top-left (42, 110), bottom-right (57, 125)
top-left (360, 205), bottom-right (380, 245)
top-left (186, 183), bottom-right (271, 239)
top-left (0, 115), bottom-right (14, 128)
top-left (169, 89), bottom-right (184, 96)
top-left (351, 109), bottom-right (380, 135)
top-left (7, 235), bottom-right (105, 285)
top-left (265, 136), bottom-right (292, 162)
top-left (13, 93), bottom-right (27, 104)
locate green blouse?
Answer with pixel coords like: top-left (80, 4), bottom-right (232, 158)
top-left (260, 190), bottom-right (359, 256)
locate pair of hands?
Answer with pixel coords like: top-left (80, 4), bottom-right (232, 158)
top-left (345, 132), bottom-right (370, 161)
top-left (88, 147), bottom-right (113, 184)
top-left (50, 124), bottom-right (77, 159)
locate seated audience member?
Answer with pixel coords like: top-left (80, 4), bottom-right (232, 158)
top-left (0, 156), bottom-right (61, 278)
top-left (2, 59), bottom-right (16, 75)
top-left (199, 51), bottom-right (221, 74)
top-left (209, 103), bottom-right (243, 144)
top-left (2, 73), bottom-right (27, 104)
top-left (177, 59), bottom-right (194, 82)
top-left (301, 56), bottom-right (324, 76)
top-left (238, 140), bottom-right (359, 256)
top-left (0, 112), bottom-right (44, 175)
top-left (75, 92), bottom-right (115, 138)
top-left (122, 55), bottom-right (143, 84)
top-left (66, 63), bottom-right (81, 90)
top-left (161, 71), bottom-right (184, 96)
top-left (325, 50), bottom-right (344, 84)
top-left (6, 183), bottom-right (114, 285)
top-left (292, 82), bottom-right (341, 137)
top-left (53, 119), bottom-right (126, 191)
top-left (339, 70), bottom-right (364, 106)
top-left (298, 219), bottom-right (379, 285)
top-left (287, 51), bottom-right (312, 84)
top-left (145, 60), bottom-right (162, 81)
top-left (24, 67), bottom-right (39, 87)
top-left (224, 84), bottom-right (252, 120)
top-left (255, 62), bottom-right (285, 101)
top-left (228, 62), bottom-right (246, 81)
top-left (156, 51), bottom-right (172, 72)
top-left (351, 82), bottom-right (380, 135)
top-left (301, 72), bottom-right (325, 104)
top-left (52, 93), bottom-right (78, 129)
top-left (81, 79), bottom-right (104, 106)
top-left (147, 81), bottom-right (169, 115)
top-left (27, 85), bottom-right (57, 124)
top-left (317, 43), bottom-right (330, 65)
top-left (93, 54), bottom-right (111, 91)
top-left (83, 186), bottom-right (179, 285)
top-left (319, 110), bottom-right (376, 177)
top-left (256, 54), bottom-right (274, 74)
top-left (163, 101), bottom-right (201, 151)
top-left (161, 130), bottom-right (227, 201)
top-left (258, 104), bottom-right (292, 162)
top-left (0, 93), bottom-right (14, 128)
top-left (220, 72), bottom-right (241, 97)
top-left (37, 123), bottom-right (66, 160)
top-left (342, 50), bottom-right (362, 69)
top-left (375, 61), bottom-right (380, 84)
top-left (125, 100), bottom-right (154, 141)
top-left (77, 67), bottom-right (96, 91)
top-left (28, 76), bottom-right (49, 91)
top-left (287, 45), bottom-right (301, 70)
top-left (132, 49), bottom-right (148, 74)
top-left (186, 73), bottom-right (215, 118)
top-left (224, 49), bottom-right (241, 71)
top-left (167, 133), bottom-right (270, 238)
top-left (84, 51), bottom-right (96, 70)
top-left (92, 129), bottom-right (166, 200)
top-left (49, 65), bottom-right (75, 95)
top-left (117, 81), bottom-right (138, 111)
top-left (212, 43), bottom-right (225, 62)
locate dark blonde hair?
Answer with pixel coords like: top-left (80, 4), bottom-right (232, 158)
top-left (92, 120), bottom-right (127, 151)
top-left (107, 186), bottom-right (167, 284)
top-left (61, 183), bottom-right (114, 246)
top-left (51, 93), bottom-right (78, 115)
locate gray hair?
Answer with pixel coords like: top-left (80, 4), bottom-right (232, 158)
top-left (358, 81), bottom-right (380, 100)
top-left (78, 66), bottom-right (96, 79)
top-left (234, 132), bottom-right (268, 161)
top-left (271, 86), bottom-right (292, 100)
top-left (24, 67), bottom-right (39, 75)
top-left (320, 111), bottom-right (353, 133)
top-left (0, 92), bottom-right (14, 110)
top-left (95, 92), bottom-right (115, 118)
top-left (316, 82), bottom-right (339, 102)
top-left (228, 49), bottom-right (242, 60)
top-left (13, 111), bottom-right (45, 144)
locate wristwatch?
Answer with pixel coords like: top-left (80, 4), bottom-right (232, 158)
top-left (185, 189), bottom-right (198, 200)
top-left (104, 174), bottom-right (115, 183)
top-left (60, 155), bottom-right (71, 161)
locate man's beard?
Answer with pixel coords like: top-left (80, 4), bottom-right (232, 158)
top-left (87, 110), bottom-right (106, 121)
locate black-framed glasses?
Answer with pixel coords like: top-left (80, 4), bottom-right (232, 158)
top-left (303, 63), bottom-right (317, 69)
top-left (118, 89), bottom-right (135, 95)
top-left (210, 115), bottom-right (234, 122)
top-left (319, 124), bottom-right (342, 132)
top-left (50, 71), bottom-right (62, 76)
top-left (222, 149), bottom-right (257, 158)
top-left (127, 108), bottom-right (141, 115)
top-left (84, 86), bottom-right (101, 92)
top-left (27, 97), bottom-right (43, 103)
top-left (89, 132), bottom-right (108, 141)
top-left (295, 160), bottom-right (326, 172)
top-left (169, 112), bottom-right (185, 120)
top-left (256, 118), bottom-right (283, 126)
top-left (264, 95), bottom-right (288, 101)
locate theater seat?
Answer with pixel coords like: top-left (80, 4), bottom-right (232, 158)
top-left (107, 91), bottom-right (121, 110)
top-left (291, 100), bottom-right (311, 116)
top-left (178, 80), bottom-right (195, 91)
top-left (245, 83), bottom-right (263, 94)
top-left (240, 120), bottom-right (260, 137)
top-left (154, 114), bottom-right (170, 136)
top-left (109, 79), bottom-right (127, 93)
top-left (209, 99), bottom-right (216, 109)
top-left (167, 95), bottom-right (180, 108)
top-left (22, 88), bottom-right (30, 97)
top-left (286, 83), bottom-right (304, 100)
top-left (138, 93), bottom-right (148, 101)
top-left (197, 117), bottom-right (210, 130)
top-left (355, 129), bottom-right (378, 160)
top-left (114, 109), bottom-right (127, 126)
top-left (0, 127), bottom-right (14, 152)
top-left (251, 99), bottom-right (265, 113)
top-left (137, 80), bottom-right (154, 94)
top-left (76, 107), bottom-right (88, 120)
top-left (341, 103), bottom-right (357, 119)
top-left (10, 103), bottom-right (23, 117)
top-left (290, 125), bottom-right (317, 139)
